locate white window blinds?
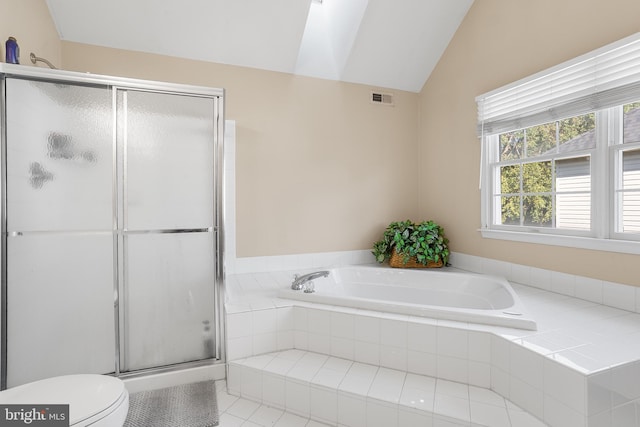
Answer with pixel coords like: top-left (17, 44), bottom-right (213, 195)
top-left (476, 32), bottom-right (640, 136)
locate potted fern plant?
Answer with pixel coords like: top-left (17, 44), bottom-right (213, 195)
top-left (372, 219), bottom-right (450, 268)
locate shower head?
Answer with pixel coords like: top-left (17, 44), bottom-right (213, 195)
top-left (30, 52), bottom-right (57, 69)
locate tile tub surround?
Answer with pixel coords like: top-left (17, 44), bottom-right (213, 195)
top-left (225, 262), bottom-right (640, 427)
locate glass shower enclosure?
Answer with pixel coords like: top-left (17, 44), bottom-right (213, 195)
top-left (0, 65), bottom-right (225, 388)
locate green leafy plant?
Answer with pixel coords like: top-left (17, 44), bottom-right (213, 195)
top-left (372, 219), bottom-right (450, 266)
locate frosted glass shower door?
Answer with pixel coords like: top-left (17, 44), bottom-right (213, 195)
top-left (4, 78), bottom-right (115, 387)
top-left (120, 90), bottom-right (217, 372)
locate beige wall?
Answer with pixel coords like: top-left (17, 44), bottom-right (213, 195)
top-left (5, 0), bottom-right (639, 285)
top-left (418, 0), bottom-right (640, 286)
top-left (0, 0), bottom-right (61, 68)
top-left (60, 42), bottom-right (420, 257)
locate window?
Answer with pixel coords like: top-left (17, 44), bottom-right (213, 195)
top-left (494, 113), bottom-right (594, 231)
top-left (477, 33), bottom-right (640, 254)
top-left (617, 103), bottom-right (640, 234)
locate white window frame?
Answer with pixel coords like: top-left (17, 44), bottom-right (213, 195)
top-left (487, 122), bottom-right (596, 236)
top-left (481, 107), bottom-right (640, 255)
top-left (477, 32), bottom-right (640, 255)
top-left (612, 142), bottom-right (640, 240)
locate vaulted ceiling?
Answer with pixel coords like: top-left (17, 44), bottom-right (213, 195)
top-left (45, 0), bottom-right (474, 93)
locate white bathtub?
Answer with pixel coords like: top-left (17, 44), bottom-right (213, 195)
top-left (278, 266), bottom-right (537, 330)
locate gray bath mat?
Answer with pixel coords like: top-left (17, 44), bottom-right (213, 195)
top-left (124, 380), bottom-right (218, 427)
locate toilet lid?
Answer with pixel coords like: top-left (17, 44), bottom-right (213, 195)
top-left (0, 374), bottom-right (126, 426)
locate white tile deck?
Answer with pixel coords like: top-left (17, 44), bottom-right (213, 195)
top-left (225, 265), bottom-right (640, 426)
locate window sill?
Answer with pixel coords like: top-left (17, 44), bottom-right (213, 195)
top-left (480, 228), bottom-right (640, 256)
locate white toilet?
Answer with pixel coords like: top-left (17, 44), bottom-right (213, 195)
top-left (0, 374), bottom-right (129, 427)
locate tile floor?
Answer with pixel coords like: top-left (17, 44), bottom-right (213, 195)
top-left (216, 380), bottom-right (331, 427)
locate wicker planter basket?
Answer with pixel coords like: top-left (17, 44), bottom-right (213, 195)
top-left (389, 248), bottom-right (444, 268)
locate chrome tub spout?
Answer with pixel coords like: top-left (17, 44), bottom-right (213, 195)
top-left (291, 270), bottom-right (330, 290)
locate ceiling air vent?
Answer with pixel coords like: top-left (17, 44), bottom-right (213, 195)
top-left (371, 91), bottom-right (394, 106)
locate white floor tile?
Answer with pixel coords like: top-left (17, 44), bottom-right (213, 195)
top-left (218, 390), bottom-right (241, 412)
top-left (304, 420), bottom-right (332, 427)
top-left (219, 412), bottom-right (246, 427)
top-left (248, 405), bottom-right (284, 426)
top-left (227, 398), bottom-right (261, 420)
top-left (273, 412), bottom-right (308, 427)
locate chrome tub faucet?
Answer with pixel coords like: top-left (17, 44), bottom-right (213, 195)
top-left (291, 270), bottom-right (330, 290)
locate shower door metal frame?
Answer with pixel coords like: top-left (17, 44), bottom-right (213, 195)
top-left (0, 63), bottom-right (226, 388)
top-left (114, 86), bottom-right (224, 375)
